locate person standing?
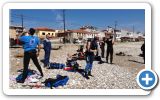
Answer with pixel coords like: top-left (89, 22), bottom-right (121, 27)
top-left (18, 28), bottom-right (43, 83)
top-left (42, 34), bottom-right (52, 67)
top-left (100, 37), bottom-right (105, 58)
top-left (141, 42), bottom-right (145, 64)
top-left (96, 38), bottom-right (104, 64)
top-left (84, 37), bottom-right (98, 79)
top-left (106, 35), bottom-right (114, 64)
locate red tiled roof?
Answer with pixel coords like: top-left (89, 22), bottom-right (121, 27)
top-left (35, 27), bottom-right (55, 31)
top-left (105, 32), bottom-right (114, 35)
top-left (70, 29), bottom-right (91, 34)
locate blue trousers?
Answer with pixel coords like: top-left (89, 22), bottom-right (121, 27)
top-left (85, 54), bottom-right (94, 73)
top-left (44, 49), bottom-right (51, 66)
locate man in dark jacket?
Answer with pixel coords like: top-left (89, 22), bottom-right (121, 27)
top-left (106, 35), bottom-right (114, 64)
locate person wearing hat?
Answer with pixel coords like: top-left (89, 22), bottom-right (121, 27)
top-left (18, 28), bottom-right (44, 83)
top-left (84, 37), bottom-right (98, 79)
top-left (106, 35), bottom-right (114, 64)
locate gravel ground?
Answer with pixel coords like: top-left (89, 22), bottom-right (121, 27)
top-left (9, 42), bottom-right (145, 89)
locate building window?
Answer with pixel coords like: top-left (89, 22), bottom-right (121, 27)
top-left (52, 33), bottom-right (54, 35)
top-left (48, 33), bottom-right (50, 35)
top-left (42, 32), bottom-right (45, 35)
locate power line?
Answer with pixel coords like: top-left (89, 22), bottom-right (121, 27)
top-left (10, 14), bottom-right (24, 32)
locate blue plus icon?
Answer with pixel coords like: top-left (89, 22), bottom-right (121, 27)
top-left (141, 73), bottom-right (153, 85)
top-left (137, 69), bottom-right (158, 90)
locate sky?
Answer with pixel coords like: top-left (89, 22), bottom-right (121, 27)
top-left (10, 9), bottom-right (145, 33)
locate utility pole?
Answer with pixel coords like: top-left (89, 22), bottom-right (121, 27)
top-left (62, 10), bottom-right (66, 43)
top-left (133, 25), bottom-right (135, 34)
top-left (21, 14), bottom-right (24, 32)
top-left (114, 21), bottom-right (117, 41)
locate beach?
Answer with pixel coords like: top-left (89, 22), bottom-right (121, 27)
top-left (9, 41), bottom-right (144, 89)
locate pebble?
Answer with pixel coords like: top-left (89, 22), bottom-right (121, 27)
top-left (9, 42), bottom-right (144, 89)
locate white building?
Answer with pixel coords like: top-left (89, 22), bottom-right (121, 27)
top-left (118, 29), bottom-right (144, 41)
top-left (80, 26), bottom-right (106, 40)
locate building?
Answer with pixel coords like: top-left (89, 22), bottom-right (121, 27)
top-left (102, 27), bottom-right (117, 40)
top-left (35, 27), bottom-right (56, 39)
top-left (9, 25), bottom-right (24, 46)
top-left (80, 26), bottom-right (105, 40)
top-left (70, 29), bottom-right (93, 40)
top-left (69, 29), bottom-right (99, 42)
top-left (9, 25), bottom-right (23, 39)
top-left (57, 28), bottom-right (99, 43)
top-left (57, 29), bottom-right (90, 43)
top-left (119, 29), bottom-right (144, 42)
top-left (103, 26), bottom-right (144, 42)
